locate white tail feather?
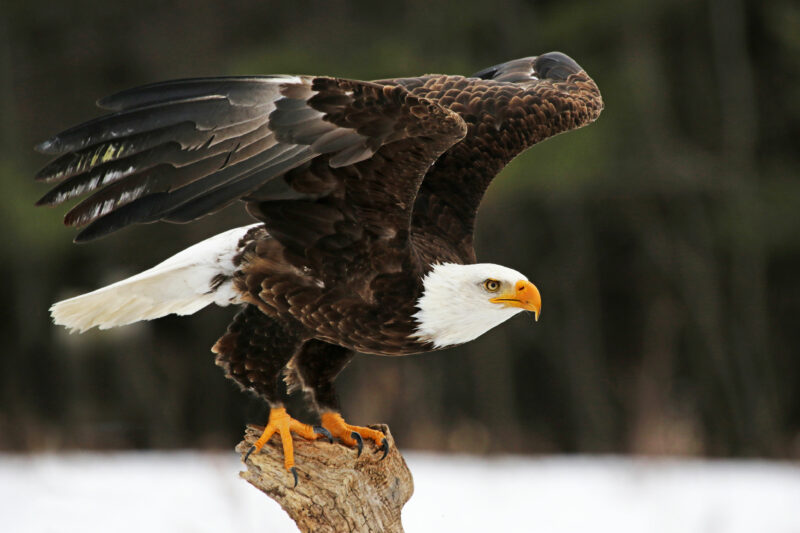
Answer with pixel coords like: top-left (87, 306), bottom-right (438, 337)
top-left (51, 224), bottom-right (260, 333)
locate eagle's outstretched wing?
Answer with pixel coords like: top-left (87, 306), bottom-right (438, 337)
top-left (36, 76), bottom-right (466, 253)
top-left (36, 52), bottom-right (602, 276)
top-left (400, 52), bottom-right (604, 263)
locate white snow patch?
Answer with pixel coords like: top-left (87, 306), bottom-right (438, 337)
top-left (1, 452), bottom-right (799, 533)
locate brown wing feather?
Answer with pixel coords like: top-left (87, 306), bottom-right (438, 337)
top-left (404, 52), bottom-right (604, 263)
top-left (245, 78), bottom-right (467, 285)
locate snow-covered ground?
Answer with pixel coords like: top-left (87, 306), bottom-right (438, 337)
top-left (2, 452), bottom-right (799, 533)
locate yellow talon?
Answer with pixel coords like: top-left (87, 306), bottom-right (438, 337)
top-left (321, 412), bottom-right (387, 452)
top-left (246, 407), bottom-right (320, 478)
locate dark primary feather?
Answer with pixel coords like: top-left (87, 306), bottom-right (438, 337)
top-left (36, 120), bottom-right (271, 207)
top-left (35, 78), bottom-right (292, 238)
top-left (96, 76), bottom-right (295, 111)
top-left (159, 145), bottom-right (313, 224)
top-left (36, 97), bottom-right (272, 156)
top-left (73, 143), bottom-right (311, 241)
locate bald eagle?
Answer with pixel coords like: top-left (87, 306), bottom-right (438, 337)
top-left (37, 52), bottom-right (603, 484)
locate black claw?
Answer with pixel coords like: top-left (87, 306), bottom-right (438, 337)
top-left (378, 437), bottom-right (389, 460)
top-left (314, 425), bottom-right (334, 443)
top-left (290, 466), bottom-right (298, 488)
top-left (244, 445), bottom-right (256, 463)
top-left (351, 431), bottom-right (364, 457)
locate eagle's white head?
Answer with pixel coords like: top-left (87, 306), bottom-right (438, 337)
top-left (413, 263), bottom-right (541, 348)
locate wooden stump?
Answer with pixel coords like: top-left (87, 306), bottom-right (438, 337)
top-left (237, 424), bottom-right (413, 533)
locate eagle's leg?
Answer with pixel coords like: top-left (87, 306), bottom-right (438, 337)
top-left (287, 340), bottom-right (389, 459)
top-left (213, 305), bottom-right (327, 485)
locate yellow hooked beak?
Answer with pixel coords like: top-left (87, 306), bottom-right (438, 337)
top-left (490, 280), bottom-right (542, 321)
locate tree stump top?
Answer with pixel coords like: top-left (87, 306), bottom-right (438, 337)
top-left (237, 424), bottom-right (413, 533)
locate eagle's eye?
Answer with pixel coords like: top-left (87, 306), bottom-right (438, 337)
top-left (483, 279), bottom-right (501, 292)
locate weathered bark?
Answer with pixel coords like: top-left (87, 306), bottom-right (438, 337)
top-left (237, 424), bottom-right (413, 533)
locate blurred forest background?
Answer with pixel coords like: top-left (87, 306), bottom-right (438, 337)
top-left (1, 0), bottom-right (798, 458)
